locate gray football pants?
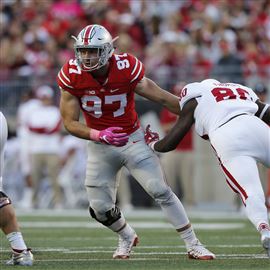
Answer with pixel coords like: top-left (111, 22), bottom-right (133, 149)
top-left (85, 128), bottom-right (189, 229)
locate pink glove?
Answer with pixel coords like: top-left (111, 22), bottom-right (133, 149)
top-left (90, 127), bottom-right (129, 147)
top-left (144, 124), bottom-right (159, 150)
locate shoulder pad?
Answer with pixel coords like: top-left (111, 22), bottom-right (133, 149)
top-left (179, 82), bottom-right (201, 110)
top-left (113, 53), bottom-right (145, 83)
top-left (57, 61), bottom-right (74, 91)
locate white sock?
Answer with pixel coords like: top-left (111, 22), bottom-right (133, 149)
top-left (257, 222), bottom-right (270, 238)
top-left (107, 215), bottom-right (135, 239)
top-left (118, 223), bottom-right (135, 239)
top-left (6, 232), bottom-right (27, 251)
top-left (245, 196), bottom-right (269, 230)
top-left (179, 226), bottom-right (198, 248)
top-left (107, 215), bottom-right (126, 232)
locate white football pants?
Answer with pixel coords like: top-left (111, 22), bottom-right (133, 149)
top-left (210, 114), bottom-right (270, 230)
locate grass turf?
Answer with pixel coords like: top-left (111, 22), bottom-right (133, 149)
top-left (0, 210), bottom-right (269, 270)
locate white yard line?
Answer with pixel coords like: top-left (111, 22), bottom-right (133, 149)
top-left (35, 255), bottom-right (269, 260)
top-left (0, 244), bottom-right (263, 253)
top-left (2, 245), bottom-right (268, 260)
top-left (19, 221), bottom-right (245, 230)
top-left (1, 255), bottom-right (268, 262)
top-left (16, 208), bottom-right (248, 219)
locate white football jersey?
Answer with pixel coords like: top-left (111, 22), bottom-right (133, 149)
top-left (179, 79), bottom-right (259, 137)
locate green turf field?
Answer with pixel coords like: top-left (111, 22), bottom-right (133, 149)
top-left (0, 209), bottom-right (269, 270)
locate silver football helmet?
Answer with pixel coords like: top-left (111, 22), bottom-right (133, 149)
top-left (72, 24), bottom-right (118, 71)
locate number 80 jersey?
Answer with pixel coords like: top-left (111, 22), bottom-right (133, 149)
top-left (179, 79), bottom-right (259, 138)
top-left (57, 53), bottom-right (145, 134)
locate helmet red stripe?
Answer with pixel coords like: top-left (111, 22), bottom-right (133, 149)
top-left (83, 25), bottom-right (93, 45)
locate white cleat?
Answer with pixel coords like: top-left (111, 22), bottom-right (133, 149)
top-left (261, 234), bottom-right (270, 258)
top-left (187, 240), bottom-right (216, 260)
top-left (113, 233), bottom-right (139, 259)
top-left (6, 249), bottom-right (34, 266)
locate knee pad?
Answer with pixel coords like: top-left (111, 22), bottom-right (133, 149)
top-left (89, 206), bottom-right (121, 226)
top-left (0, 191), bottom-right (11, 209)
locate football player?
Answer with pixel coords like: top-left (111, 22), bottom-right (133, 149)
top-left (57, 24), bottom-right (215, 260)
top-left (0, 112), bottom-right (34, 266)
top-left (145, 79), bottom-right (270, 257)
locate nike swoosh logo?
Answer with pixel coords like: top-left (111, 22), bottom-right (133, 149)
top-left (101, 135), bottom-right (110, 144)
top-left (132, 140), bottom-right (141, 144)
top-left (110, 88), bottom-right (120, 93)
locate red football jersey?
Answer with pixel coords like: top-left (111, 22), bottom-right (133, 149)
top-left (57, 53), bottom-right (145, 134)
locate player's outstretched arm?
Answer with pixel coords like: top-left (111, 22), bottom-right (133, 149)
top-left (134, 77), bottom-right (180, 115)
top-left (147, 99), bottom-right (197, 152)
top-left (255, 100), bottom-right (270, 125)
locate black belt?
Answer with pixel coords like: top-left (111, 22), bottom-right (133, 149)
top-left (218, 113), bottom-right (248, 128)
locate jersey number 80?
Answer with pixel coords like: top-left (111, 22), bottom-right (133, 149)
top-left (211, 87), bottom-right (252, 102)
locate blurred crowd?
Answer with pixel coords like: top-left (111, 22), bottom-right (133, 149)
top-left (1, 0), bottom-right (270, 89)
top-left (1, 0), bottom-right (270, 209)
top-left (3, 85), bottom-right (88, 209)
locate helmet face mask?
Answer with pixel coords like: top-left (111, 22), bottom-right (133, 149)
top-left (76, 47), bottom-right (102, 71)
top-left (72, 25), bottom-right (118, 71)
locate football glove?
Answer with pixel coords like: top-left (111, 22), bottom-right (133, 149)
top-left (90, 127), bottom-right (129, 147)
top-left (144, 124), bottom-right (159, 150)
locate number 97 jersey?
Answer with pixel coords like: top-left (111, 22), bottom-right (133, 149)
top-left (179, 79), bottom-right (259, 138)
top-left (57, 53), bottom-right (145, 134)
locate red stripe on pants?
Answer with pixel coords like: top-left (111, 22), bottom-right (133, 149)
top-left (221, 163), bottom-right (248, 205)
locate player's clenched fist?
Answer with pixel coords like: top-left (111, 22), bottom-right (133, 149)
top-left (90, 127), bottom-right (129, 147)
